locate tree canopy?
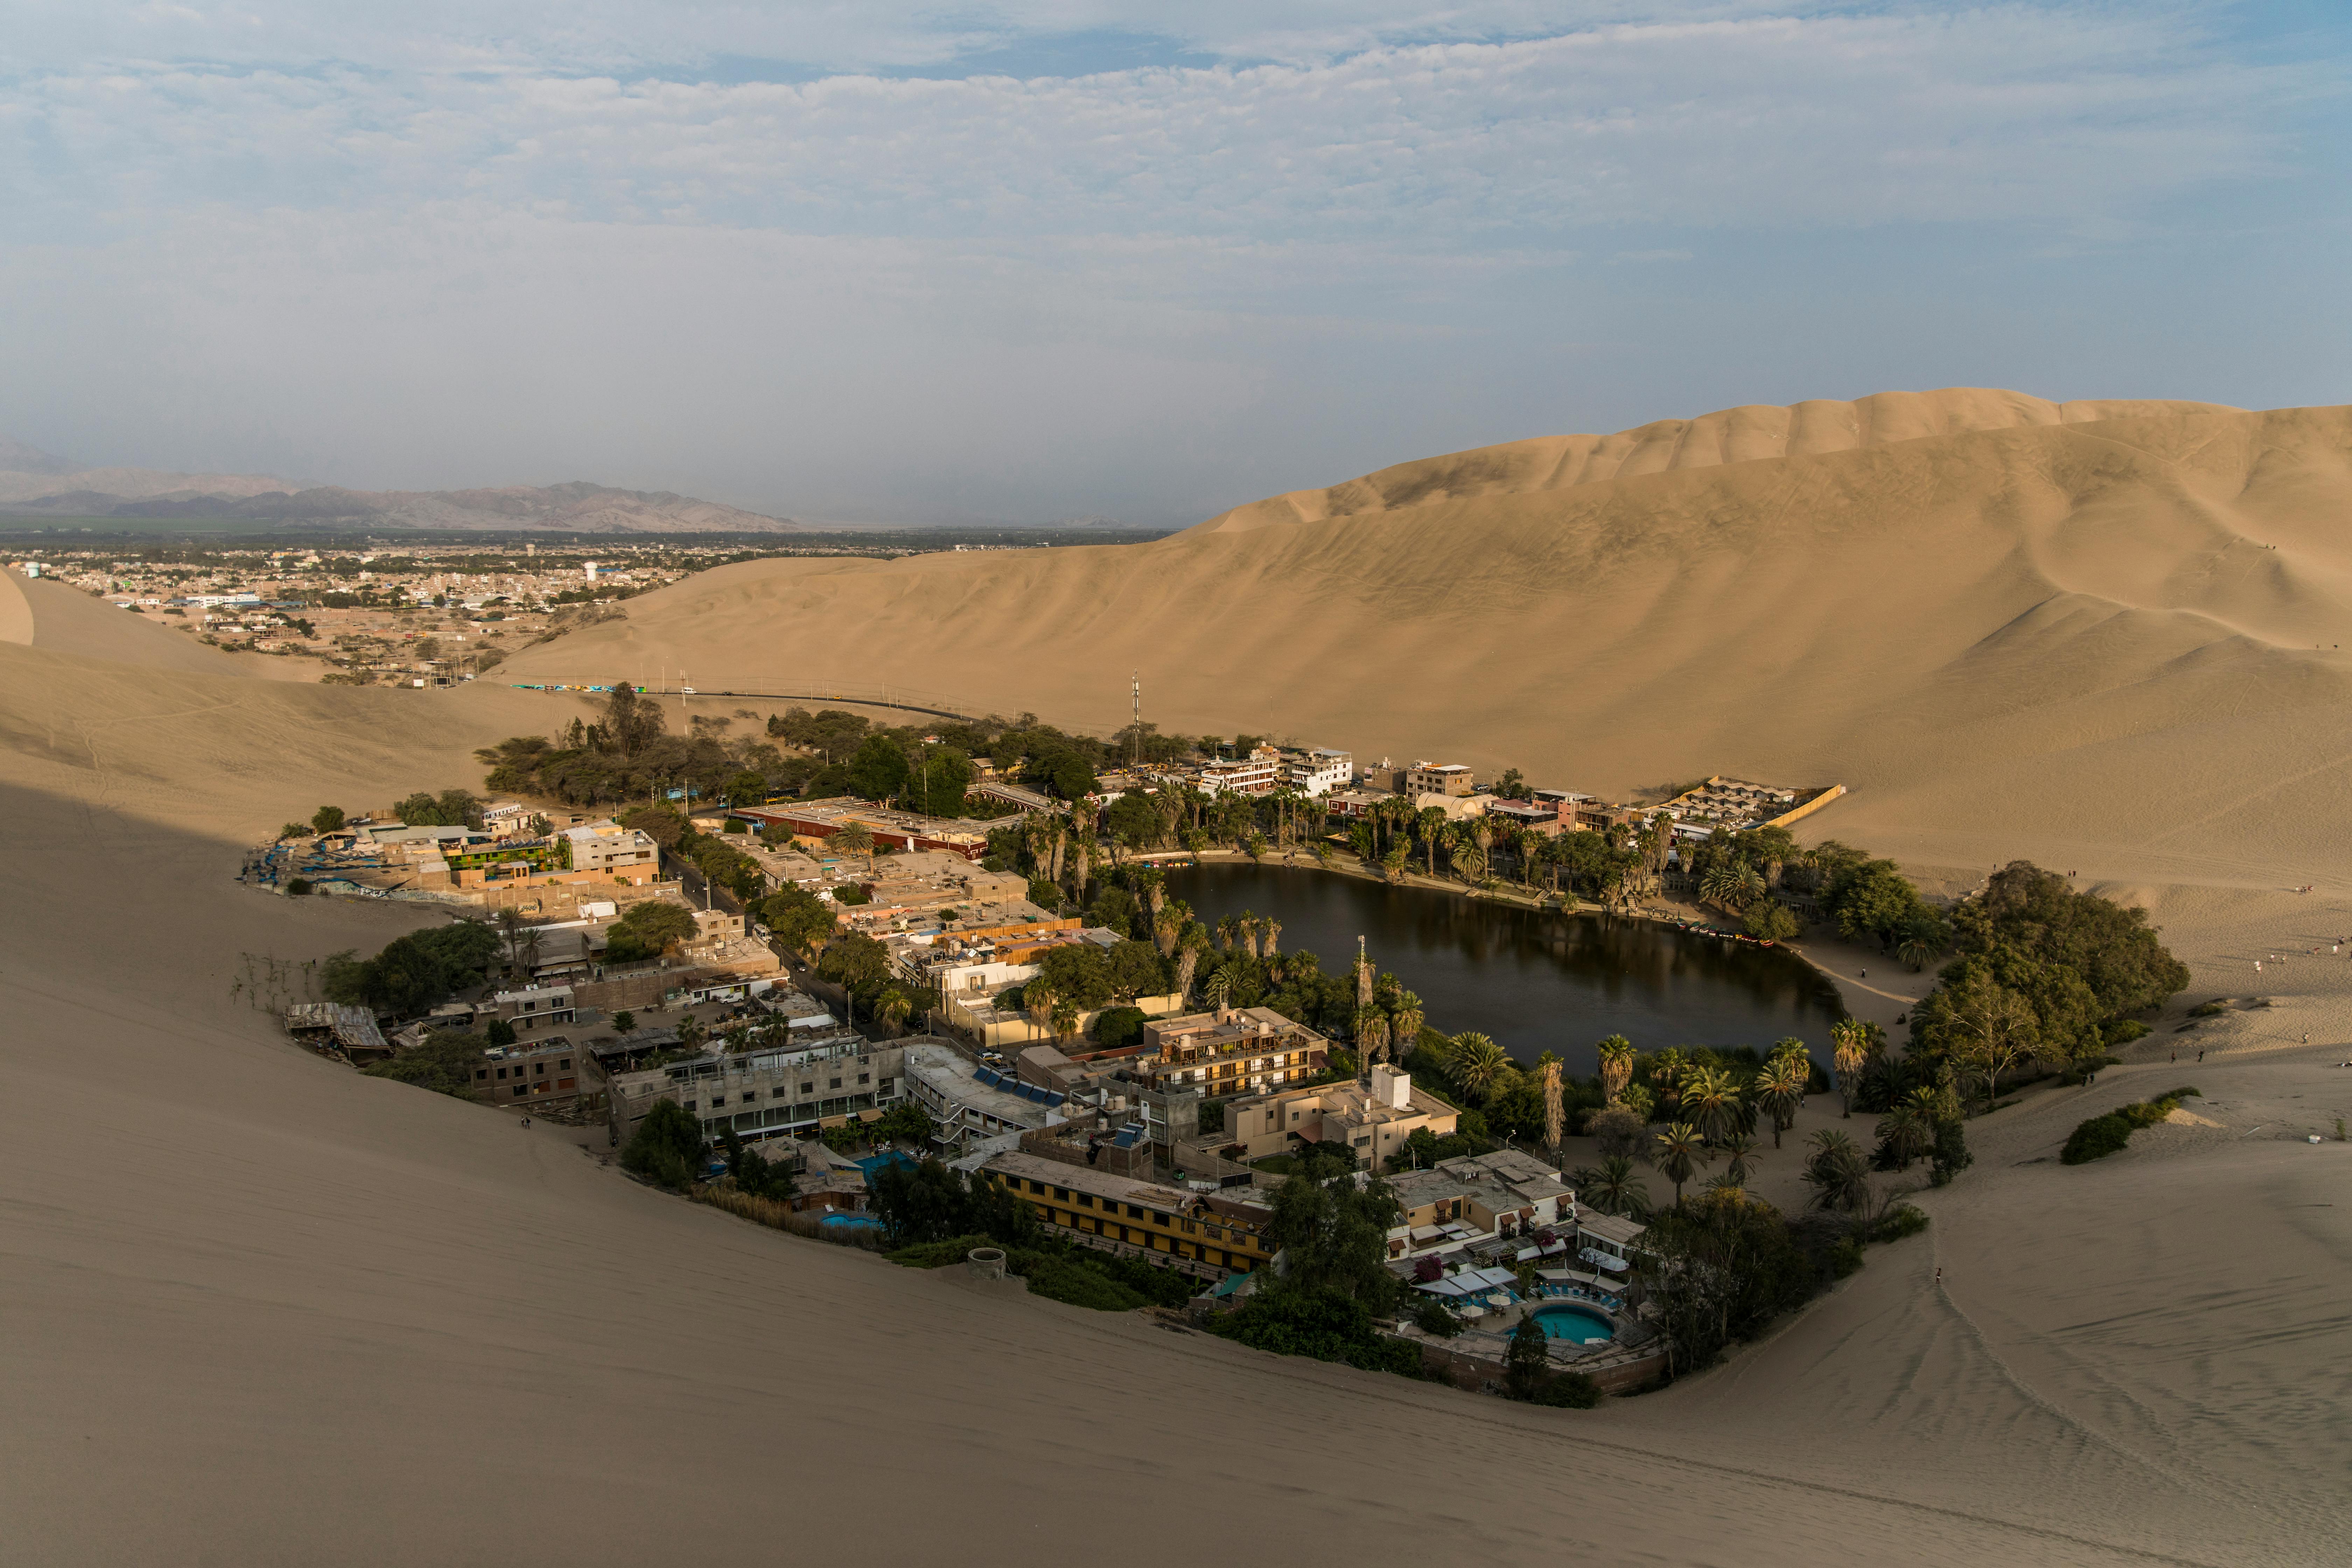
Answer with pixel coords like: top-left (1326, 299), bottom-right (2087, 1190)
top-left (322, 920), bottom-right (503, 1016)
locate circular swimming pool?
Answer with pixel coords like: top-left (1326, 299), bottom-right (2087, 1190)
top-left (1531, 1303), bottom-right (1616, 1344)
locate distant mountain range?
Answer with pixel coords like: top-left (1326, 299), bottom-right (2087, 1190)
top-left (0, 438), bottom-right (798, 533)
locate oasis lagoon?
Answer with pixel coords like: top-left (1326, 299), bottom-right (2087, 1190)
top-left (1165, 862), bottom-right (1846, 1077)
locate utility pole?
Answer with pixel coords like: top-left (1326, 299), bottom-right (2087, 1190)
top-left (1130, 670), bottom-right (1141, 769)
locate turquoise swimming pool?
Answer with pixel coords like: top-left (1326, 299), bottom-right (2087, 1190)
top-left (1531, 1303), bottom-right (1615, 1344)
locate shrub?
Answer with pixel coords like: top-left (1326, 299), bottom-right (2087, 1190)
top-left (1212, 1288), bottom-right (1421, 1375)
top-left (888, 1234), bottom-right (997, 1269)
top-left (2061, 1113), bottom-right (2134, 1165)
top-left (1872, 1203), bottom-right (1930, 1242)
top-left (1010, 1251), bottom-right (1148, 1312)
top-left (2188, 1001), bottom-right (2228, 1018)
top-left (286, 877), bottom-right (314, 895)
top-left (2102, 1019), bottom-right (2151, 1047)
top-left (1529, 1370), bottom-right (1603, 1408)
top-left (1412, 1297), bottom-right (1464, 1338)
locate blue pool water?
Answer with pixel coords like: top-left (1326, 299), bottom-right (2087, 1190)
top-left (1532, 1303), bottom-right (1616, 1344)
top-left (820, 1213), bottom-right (885, 1233)
top-left (854, 1153), bottom-right (917, 1178)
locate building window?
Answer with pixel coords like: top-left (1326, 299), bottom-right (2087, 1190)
top-left (535, 1062), bottom-right (546, 1076)
top-left (1053, 1186), bottom-right (1069, 1201)
top-left (475, 1069), bottom-right (489, 1081)
top-left (684, 1100), bottom-right (696, 1111)
top-left (559, 1058), bottom-right (571, 1070)
top-left (800, 1083), bottom-right (813, 1094)
top-left (495, 1067), bottom-right (508, 1080)
top-left (829, 1078), bottom-right (842, 1090)
top-left (513, 1085), bottom-right (528, 1097)
top-left (857, 1073), bottom-right (870, 1085)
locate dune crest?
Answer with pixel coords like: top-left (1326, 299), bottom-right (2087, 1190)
top-left (1197, 388), bottom-right (2241, 534)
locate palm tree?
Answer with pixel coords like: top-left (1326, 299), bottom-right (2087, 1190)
top-left (1240, 913), bottom-right (1262, 960)
top-left (876, 991), bottom-right (913, 1037)
top-left (1755, 1056), bottom-right (1806, 1148)
top-left (1262, 918), bottom-right (1282, 957)
top-left (1653, 1122), bottom-right (1708, 1206)
top-left (1203, 966), bottom-right (1233, 1010)
top-left (1569, 1154), bottom-right (1652, 1218)
top-left (1650, 1046), bottom-right (1688, 1118)
top-left (1596, 1035), bottom-right (1636, 1104)
top-left (1050, 997), bottom-right (1080, 1046)
top-left (1153, 899), bottom-right (1186, 959)
top-left (1450, 1031), bottom-right (1507, 1100)
top-left (1718, 1129), bottom-right (1759, 1186)
top-left (1540, 1059), bottom-right (1564, 1153)
top-left (1693, 1067), bottom-right (1750, 1152)
top-left (1023, 980), bottom-right (1059, 1037)
top-left (1875, 1101), bottom-right (1934, 1170)
top-left (1701, 861), bottom-right (1748, 910)
top-left (1830, 1018), bottom-right (1876, 1118)
top-left (1214, 914), bottom-right (1239, 952)
top-left (1355, 1006), bottom-right (1391, 1068)
top-left (1173, 923), bottom-right (1209, 1001)
top-left (1416, 807), bottom-right (1448, 877)
top-left (1802, 1129), bottom-right (1872, 1213)
top-left (1390, 990), bottom-right (1424, 1058)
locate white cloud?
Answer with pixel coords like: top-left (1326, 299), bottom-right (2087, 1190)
top-left (0, 4), bottom-right (2342, 520)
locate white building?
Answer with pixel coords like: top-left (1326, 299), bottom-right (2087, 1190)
top-left (1281, 748), bottom-right (1353, 798)
top-left (1200, 745), bottom-right (1281, 796)
top-left (562, 822), bottom-right (661, 879)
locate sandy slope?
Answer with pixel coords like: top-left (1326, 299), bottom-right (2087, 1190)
top-left (5, 637), bottom-right (2343, 1567)
top-left (502, 394), bottom-right (2352, 889)
top-left (8, 397), bottom-right (2352, 1564)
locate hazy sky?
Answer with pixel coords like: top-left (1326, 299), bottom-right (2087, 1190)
top-left (2, 3), bottom-right (2345, 526)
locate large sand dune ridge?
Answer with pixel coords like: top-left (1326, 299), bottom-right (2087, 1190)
top-left (503, 394), bottom-right (2352, 889)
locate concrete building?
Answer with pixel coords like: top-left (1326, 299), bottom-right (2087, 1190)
top-left (561, 822), bottom-right (662, 880)
top-left (1199, 745), bottom-right (1282, 797)
top-left (902, 1042), bottom-right (1070, 1155)
top-left (1406, 762), bottom-right (1476, 797)
top-left (468, 1038), bottom-right (586, 1110)
top-left (1281, 748), bottom-right (1353, 797)
top-left (1136, 1006), bottom-right (1328, 1100)
top-left (606, 1032), bottom-right (903, 1147)
top-left (1222, 1066), bottom-right (1458, 1165)
top-left (483, 983), bottom-right (577, 1035)
top-left (1386, 1150), bottom-right (1575, 1262)
top-left (979, 1150), bottom-right (1278, 1280)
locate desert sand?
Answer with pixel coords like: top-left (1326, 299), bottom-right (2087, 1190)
top-left (7, 389), bottom-right (2351, 1565)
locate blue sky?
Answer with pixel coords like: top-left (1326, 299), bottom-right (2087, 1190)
top-left (1, 2), bottom-right (2345, 525)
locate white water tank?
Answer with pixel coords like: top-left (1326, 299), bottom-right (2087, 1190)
top-left (1371, 1064), bottom-right (1410, 1109)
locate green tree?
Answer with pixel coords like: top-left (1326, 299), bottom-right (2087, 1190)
top-left (484, 1017), bottom-right (517, 1047)
top-left (817, 932), bottom-right (895, 1009)
top-left (1263, 1169), bottom-right (1404, 1311)
top-left (622, 1099), bottom-right (706, 1190)
top-left (756, 885), bottom-right (837, 957)
top-left (1036, 941), bottom-right (1115, 1009)
top-left (310, 804), bottom-right (346, 835)
top-left (848, 736), bottom-right (911, 803)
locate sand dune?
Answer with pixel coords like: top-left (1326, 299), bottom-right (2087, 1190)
top-left (501, 395), bottom-right (2352, 888)
top-left (9, 393), bottom-right (2352, 1563)
top-left (4, 630), bottom-right (2343, 1566)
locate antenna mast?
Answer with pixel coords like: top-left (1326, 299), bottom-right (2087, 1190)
top-left (1130, 670), bottom-right (1141, 767)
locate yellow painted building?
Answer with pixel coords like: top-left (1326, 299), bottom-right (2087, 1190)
top-left (980, 1151), bottom-right (1276, 1280)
